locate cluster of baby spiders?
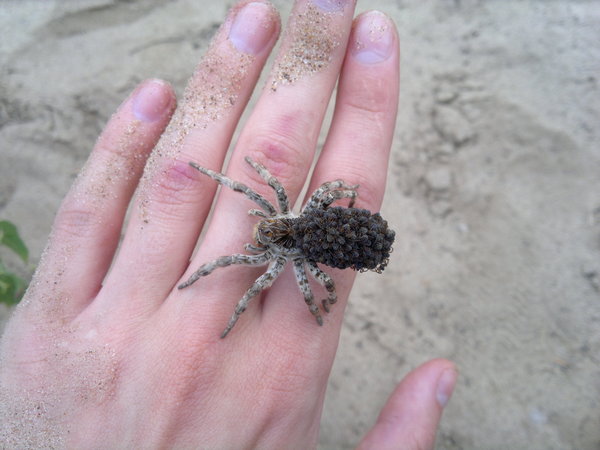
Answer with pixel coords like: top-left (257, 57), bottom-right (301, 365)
top-left (178, 156), bottom-right (395, 338)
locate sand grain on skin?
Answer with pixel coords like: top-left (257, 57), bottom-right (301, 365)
top-left (0, 319), bottom-right (119, 446)
top-left (138, 45), bottom-right (254, 222)
top-left (271, 3), bottom-right (342, 91)
top-left (0, 232), bottom-right (119, 445)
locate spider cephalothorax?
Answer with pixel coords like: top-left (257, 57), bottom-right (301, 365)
top-left (254, 217), bottom-right (297, 251)
top-left (178, 156), bottom-right (395, 338)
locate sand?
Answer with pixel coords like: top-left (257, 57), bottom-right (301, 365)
top-left (1, 0), bottom-right (599, 448)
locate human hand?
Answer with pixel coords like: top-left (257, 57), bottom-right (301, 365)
top-left (0, 1), bottom-right (456, 448)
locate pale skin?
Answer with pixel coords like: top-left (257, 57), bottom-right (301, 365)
top-left (0, 1), bottom-right (456, 448)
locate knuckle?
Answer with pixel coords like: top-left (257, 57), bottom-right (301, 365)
top-left (94, 141), bottom-right (130, 162)
top-left (244, 115), bottom-right (313, 194)
top-left (53, 204), bottom-right (99, 239)
top-left (147, 160), bottom-right (203, 209)
top-left (341, 74), bottom-right (396, 117)
top-left (246, 141), bottom-right (304, 193)
top-left (345, 170), bottom-right (382, 210)
top-left (93, 139), bottom-right (145, 175)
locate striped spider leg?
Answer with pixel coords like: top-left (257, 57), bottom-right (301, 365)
top-left (186, 161), bottom-right (278, 216)
top-left (219, 256), bottom-right (287, 338)
top-left (293, 258), bottom-right (324, 326)
top-left (243, 156), bottom-right (290, 214)
top-left (306, 261), bottom-right (337, 313)
top-left (304, 180), bottom-right (360, 211)
top-left (178, 158), bottom-right (295, 338)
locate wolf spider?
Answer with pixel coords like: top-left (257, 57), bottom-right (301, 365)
top-left (178, 157), bottom-right (395, 338)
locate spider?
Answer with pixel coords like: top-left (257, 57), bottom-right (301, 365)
top-left (178, 156), bottom-right (395, 338)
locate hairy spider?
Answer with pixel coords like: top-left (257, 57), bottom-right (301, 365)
top-left (178, 156), bottom-right (395, 338)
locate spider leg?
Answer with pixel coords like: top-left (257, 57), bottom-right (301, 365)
top-left (221, 257), bottom-right (287, 338)
top-left (244, 243), bottom-right (265, 253)
top-left (292, 259), bottom-right (323, 326)
top-left (188, 162), bottom-right (277, 216)
top-left (248, 208), bottom-right (268, 218)
top-left (304, 180), bottom-right (359, 211)
top-left (306, 261), bottom-right (337, 313)
top-left (244, 156), bottom-right (290, 214)
top-left (178, 252), bottom-right (270, 289)
top-left (321, 189), bottom-right (358, 209)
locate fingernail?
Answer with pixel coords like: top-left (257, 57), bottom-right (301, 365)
top-left (132, 79), bottom-right (173, 123)
top-left (311, 0), bottom-right (351, 12)
top-left (351, 11), bottom-right (395, 65)
top-left (229, 2), bottom-right (277, 55)
top-left (436, 368), bottom-right (457, 408)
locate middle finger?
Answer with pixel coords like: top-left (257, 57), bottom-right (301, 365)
top-left (174, 0), bottom-right (357, 337)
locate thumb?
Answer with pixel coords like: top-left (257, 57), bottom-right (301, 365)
top-left (357, 359), bottom-right (457, 450)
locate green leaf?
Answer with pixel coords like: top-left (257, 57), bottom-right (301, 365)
top-left (0, 220), bottom-right (29, 263)
top-left (0, 271), bottom-right (25, 305)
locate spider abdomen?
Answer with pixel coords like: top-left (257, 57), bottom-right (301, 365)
top-left (292, 207), bottom-right (395, 273)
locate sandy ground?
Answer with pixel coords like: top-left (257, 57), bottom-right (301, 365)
top-left (1, 0), bottom-right (599, 448)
